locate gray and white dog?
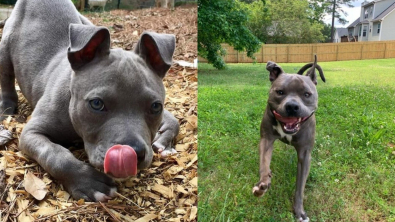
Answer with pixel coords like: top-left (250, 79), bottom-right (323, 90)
top-left (0, 0), bottom-right (179, 201)
top-left (252, 56), bottom-right (325, 221)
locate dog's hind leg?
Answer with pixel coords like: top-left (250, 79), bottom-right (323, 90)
top-left (0, 39), bottom-right (18, 120)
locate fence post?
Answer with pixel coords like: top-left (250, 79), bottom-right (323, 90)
top-left (237, 50), bottom-right (239, 63)
top-left (384, 42), bottom-right (387, 58)
top-left (311, 45), bottom-right (314, 61)
top-left (336, 44), bottom-right (339, 61)
top-left (360, 44), bottom-right (363, 60)
top-left (287, 45), bottom-right (289, 63)
top-left (261, 45), bottom-right (264, 63)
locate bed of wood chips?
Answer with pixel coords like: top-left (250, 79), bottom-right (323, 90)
top-left (0, 5), bottom-right (197, 222)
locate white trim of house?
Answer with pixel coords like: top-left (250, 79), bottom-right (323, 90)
top-left (380, 7), bottom-right (395, 20)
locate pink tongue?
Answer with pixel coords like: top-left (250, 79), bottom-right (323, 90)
top-left (273, 111), bottom-right (299, 124)
top-left (104, 145), bottom-right (138, 178)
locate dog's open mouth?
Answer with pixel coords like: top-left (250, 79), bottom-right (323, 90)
top-left (272, 110), bottom-right (313, 134)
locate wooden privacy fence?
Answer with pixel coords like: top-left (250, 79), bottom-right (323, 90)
top-left (200, 40), bottom-right (395, 63)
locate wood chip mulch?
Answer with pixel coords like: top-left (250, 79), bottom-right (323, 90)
top-left (0, 5), bottom-right (197, 222)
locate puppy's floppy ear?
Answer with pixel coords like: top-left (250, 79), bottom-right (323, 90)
top-left (68, 24), bottom-right (110, 70)
top-left (266, 61), bottom-right (284, 82)
top-left (134, 32), bottom-right (176, 79)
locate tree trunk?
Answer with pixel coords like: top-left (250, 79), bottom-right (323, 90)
top-left (330, 0), bottom-right (336, 42)
top-left (80, 0), bottom-right (85, 11)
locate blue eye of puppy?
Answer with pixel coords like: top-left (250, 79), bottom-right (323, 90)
top-left (89, 98), bottom-right (105, 111)
top-left (151, 102), bottom-right (162, 115)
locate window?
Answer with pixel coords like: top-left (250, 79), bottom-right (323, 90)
top-left (359, 26), bottom-right (362, 36)
top-left (363, 26), bottom-right (367, 37)
top-left (378, 23), bottom-right (381, 34)
top-left (364, 6), bottom-right (373, 19)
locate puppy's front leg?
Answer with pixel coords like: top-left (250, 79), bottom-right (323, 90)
top-left (152, 109), bottom-right (179, 157)
top-left (252, 137), bottom-right (274, 197)
top-left (19, 121), bottom-right (117, 202)
top-left (294, 148), bottom-right (312, 222)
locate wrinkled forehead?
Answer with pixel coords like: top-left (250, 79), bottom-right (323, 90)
top-left (274, 74), bottom-right (316, 91)
top-left (77, 50), bottom-right (163, 89)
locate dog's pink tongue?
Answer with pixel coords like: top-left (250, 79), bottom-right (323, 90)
top-left (104, 145), bottom-right (138, 178)
top-left (273, 111), bottom-right (299, 124)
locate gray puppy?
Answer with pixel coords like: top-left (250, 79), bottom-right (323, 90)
top-left (0, 0), bottom-right (179, 201)
top-left (252, 56), bottom-right (325, 221)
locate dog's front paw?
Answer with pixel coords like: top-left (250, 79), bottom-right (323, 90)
top-left (152, 140), bottom-right (177, 157)
top-left (252, 181), bottom-right (271, 197)
top-left (298, 217), bottom-right (309, 222)
top-left (294, 208), bottom-right (309, 222)
top-left (296, 214), bottom-right (309, 222)
top-left (61, 164), bottom-right (117, 202)
top-left (160, 148), bottom-right (177, 157)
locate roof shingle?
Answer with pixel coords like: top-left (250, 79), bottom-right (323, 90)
top-left (373, 2), bottom-right (395, 21)
top-left (336, 27), bottom-right (348, 37)
top-left (347, 18), bottom-right (360, 28)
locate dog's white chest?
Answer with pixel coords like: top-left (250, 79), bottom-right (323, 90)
top-left (273, 123), bottom-right (293, 143)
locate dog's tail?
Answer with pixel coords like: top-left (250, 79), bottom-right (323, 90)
top-left (297, 58), bottom-right (326, 83)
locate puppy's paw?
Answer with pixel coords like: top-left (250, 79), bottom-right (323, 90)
top-left (93, 188), bottom-right (117, 202)
top-left (298, 217), bottom-right (309, 222)
top-left (152, 141), bottom-right (165, 153)
top-left (152, 141), bottom-right (177, 157)
top-left (62, 164), bottom-right (117, 202)
top-left (161, 148), bottom-right (177, 157)
top-left (252, 181), bottom-right (270, 197)
top-left (295, 211), bottom-right (309, 222)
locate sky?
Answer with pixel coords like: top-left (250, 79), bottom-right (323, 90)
top-left (323, 0), bottom-right (367, 28)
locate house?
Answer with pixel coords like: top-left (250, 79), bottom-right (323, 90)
top-left (347, 0), bottom-right (395, 42)
top-left (333, 28), bottom-right (349, 42)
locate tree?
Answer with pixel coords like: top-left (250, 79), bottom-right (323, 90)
top-left (198, 0), bottom-right (261, 69)
top-left (309, 0), bottom-right (355, 42)
top-left (308, 0), bottom-right (332, 23)
top-left (239, 0), bottom-right (265, 3)
top-left (238, 0), bottom-right (325, 44)
top-left (235, 0), bottom-right (271, 43)
top-left (307, 0), bottom-right (333, 43)
top-left (321, 23), bottom-right (333, 43)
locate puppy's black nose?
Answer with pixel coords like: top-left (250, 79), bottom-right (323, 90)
top-left (133, 146), bottom-right (146, 162)
top-left (285, 102), bottom-right (300, 116)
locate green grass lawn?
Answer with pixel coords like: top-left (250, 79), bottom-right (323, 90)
top-left (198, 59), bottom-right (395, 222)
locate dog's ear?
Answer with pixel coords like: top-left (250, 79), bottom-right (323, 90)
top-left (134, 32), bottom-right (175, 78)
top-left (306, 55), bottom-right (317, 85)
top-left (68, 24), bottom-right (110, 70)
top-left (266, 61), bottom-right (284, 82)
